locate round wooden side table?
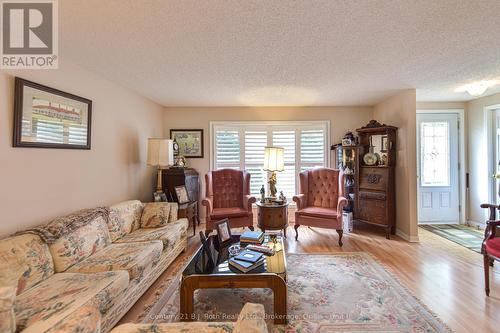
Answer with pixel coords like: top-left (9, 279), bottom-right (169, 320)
top-left (256, 201), bottom-right (289, 238)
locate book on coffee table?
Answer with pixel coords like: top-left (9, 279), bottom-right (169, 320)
top-left (234, 249), bottom-right (263, 263)
top-left (228, 257), bottom-right (265, 273)
top-left (240, 230), bottom-right (264, 244)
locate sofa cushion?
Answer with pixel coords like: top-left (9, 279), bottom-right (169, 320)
top-left (114, 218), bottom-right (189, 250)
top-left (0, 234), bottom-right (54, 294)
top-left (0, 286), bottom-right (16, 333)
top-left (297, 206), bottom-right (338, 219)
top-left (36, 305), bottom-right (101, 333)
top-left (210, 207), bottom-right (249, 219)
top-left (140, 202), bottom-right (178, 228)
top-left (110, 322), bottom-right (235, 333)
top-left (66, 241), bottom-right (163, 280)
top-left (48, 216), bottom-right (111, 272)
top-left (233, 303), bottom-right (267, 333)
top-left (15, 271), bottom-right (128, 332)
top-left (109, 200), bottom-right (144, 239)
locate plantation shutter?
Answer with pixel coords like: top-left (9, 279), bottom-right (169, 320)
top-left (244, 130), bottom-right (268, 195)
top-left (214, 129), bottom-right (241, 170)
top-left (272, 130), bottom-right (296, 201)
top-left (300, 128), bottom-right (326, 171)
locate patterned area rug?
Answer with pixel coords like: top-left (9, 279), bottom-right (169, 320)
top-left (143, 253), bottom-right (451, 333)
top-left (420, 224), bottom-right (484, 253)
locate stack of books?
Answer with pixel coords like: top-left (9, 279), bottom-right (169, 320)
top-left (228, 249), bottom-right (265, 273)
top-left (240, 230), bottom-right (264, 244)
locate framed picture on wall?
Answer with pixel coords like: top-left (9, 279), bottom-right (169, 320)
top-left (170, 129), bottom-right (203, 158)
top-left (13, 77), bottom-right (92, 149)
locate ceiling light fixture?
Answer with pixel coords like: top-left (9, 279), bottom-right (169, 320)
top-left (456, 80), bottom-right (499, 97)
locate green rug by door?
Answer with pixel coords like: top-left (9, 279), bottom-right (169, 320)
top-left (420, 224), bottom-right (484, 253)
top-left (144, 253), bottom-right (451, 333)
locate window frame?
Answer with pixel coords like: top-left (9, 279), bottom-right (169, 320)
top-left (210, 120), bottom-right (331, 197)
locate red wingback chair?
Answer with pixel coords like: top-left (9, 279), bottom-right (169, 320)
top-left (293, 168), bottom-right (348, 246)
top-left (481, 203), bottom-right (500, 296)
top-left (202, 169), bottom-right (256, 235)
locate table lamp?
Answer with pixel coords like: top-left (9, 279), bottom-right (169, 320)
top-left (147, 138), bottom-right (174, 201)
top-left (263, 146), bottom-right (285, 198)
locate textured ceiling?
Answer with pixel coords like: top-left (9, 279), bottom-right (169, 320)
top-left (60, 0), bottom-right (500, 106)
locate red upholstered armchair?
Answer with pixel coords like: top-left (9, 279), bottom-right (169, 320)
top-left (481, 203), bottom-right (500, 296)
top-left (293, 168), bottom-right (348, 246)
top-left (202, 169), bottom-right (256, 235)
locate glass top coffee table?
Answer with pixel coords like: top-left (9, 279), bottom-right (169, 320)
top-left (180, 234), bottom-right (288, 324)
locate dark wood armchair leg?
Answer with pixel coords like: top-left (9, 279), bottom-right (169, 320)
top-left (489, 257), bottom-right (495, 267)
top-left (484, 254), bottom-right (491, 296)
top-left (294, 224), bottom-right (300, 240)
top-left (337, 229), bottom-right (343, 246)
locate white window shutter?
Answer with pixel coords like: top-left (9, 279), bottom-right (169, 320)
top-left (215, 130), bottom-right (240, 170)
top-left (300, 129), bottom-right (325, 171)
top-left (245, 131), bottom-right (268, 195)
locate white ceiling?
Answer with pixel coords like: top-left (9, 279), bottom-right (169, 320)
top-left (60, 0), bottom-right (500, 106)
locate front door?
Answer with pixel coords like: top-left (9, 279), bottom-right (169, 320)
top-left (417, 113), bottom-right (460, 224)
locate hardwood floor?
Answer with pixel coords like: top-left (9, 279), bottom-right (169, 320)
top-left (122, 221), bottom-right (500, 333)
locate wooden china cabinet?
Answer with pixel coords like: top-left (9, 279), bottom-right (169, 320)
top-left (354, 120), bottom-right (397, 239)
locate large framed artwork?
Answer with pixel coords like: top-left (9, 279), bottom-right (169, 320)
top-left (170, 129), bottom-right (204, 158)
top-left (13, 77), bottom-right (92, 149)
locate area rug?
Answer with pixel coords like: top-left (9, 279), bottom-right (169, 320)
top-left (143, 253), bottom-right (452, 333)
top-left (420, 224), bottom-right (484, 253)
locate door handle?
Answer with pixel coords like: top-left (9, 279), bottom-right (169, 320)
top-left (492, 173), bottom-right (500, 180)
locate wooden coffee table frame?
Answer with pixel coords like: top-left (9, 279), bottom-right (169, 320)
top-left (180, 273), bottom-right (287, 324)
top-left (180, 234), bottom-right (288, 324)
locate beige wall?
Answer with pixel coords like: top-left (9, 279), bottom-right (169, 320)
top-left (416, 101), bottom-right (467, 110)
top-left (163, 106), bottom-right (373, 218)
top-left (374, 89), bottom-right (418, 241)
top-left (466, 92), bottom-right (500, 224)
top-left (0, 61), bottom-right (164, 237)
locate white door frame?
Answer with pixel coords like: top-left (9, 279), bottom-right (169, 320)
top-left (485, 104), bottom-right (500, 210)
top-left (416, 109), bottom-right (466, 224)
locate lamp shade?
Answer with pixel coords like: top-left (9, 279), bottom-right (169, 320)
top-left (147, 138), bottom-right (174, 167)
top-left (263, 146), bottom-right (285, 172)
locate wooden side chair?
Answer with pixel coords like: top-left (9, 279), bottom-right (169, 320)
top-left (481, 203), bottom-right (500, 296)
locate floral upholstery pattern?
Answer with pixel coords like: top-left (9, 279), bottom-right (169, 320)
top-left (111, 322), bottom-right (234, 333)
top-left (0, 286), bottom-right (16, 333)
top-left (24, 306), bottom-right (101, 333)
top-left (67, 241), bottom-right (163, 280)
top-left (114, 219), bottom-right (189, 250)
top-left (109, 200), bottom-right (144, 239)
top-left (0, 234), bottom-right (54, 294)
top-left (49, 216), bottom-right (111, 272)
top-left (140, 202), bottom-right (178, 228)
top-left (15, 271), bottom-right (128, 332)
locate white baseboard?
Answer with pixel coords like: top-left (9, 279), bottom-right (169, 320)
top-left (396, 228), bottom-right (420, 242)
top-left (466, 220), bottom-right (485, 230)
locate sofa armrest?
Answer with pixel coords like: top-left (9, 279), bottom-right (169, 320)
top-left (234, 303), bottom-right (268, 333)
top-left (337, 196), bottom-right (348, 218)
top-left (243, 195), bottom-right (256, 211)
top-left (293, 194), bottom-right (306, 211)
top-left (201, 197), bottom-right (213, 213)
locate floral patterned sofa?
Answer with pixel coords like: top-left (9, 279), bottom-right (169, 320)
top-left (0, 200), bottom-right (188, 333)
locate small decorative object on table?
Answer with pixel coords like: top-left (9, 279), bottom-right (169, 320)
top-left (260, 185), bottom-right (266, 201)
top-left (175, 185), bottom-right (190, 204)
top-left (279, 191), bottom-right (286, 202)
top-left (228, 244), bottom-right (241, 257)
top-left (215, 218), bottom-right (232, 247)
